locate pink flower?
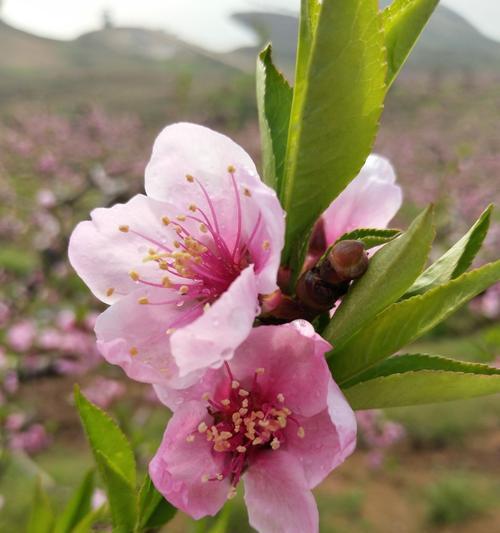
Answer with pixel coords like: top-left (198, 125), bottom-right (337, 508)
top-left (7, 320), bottom-right (36, 353)
top-left (321, 154), bottom-right (402, 245)
top-left (9, 423), bottom-right (50, 455)
top-left (36, 188), bottom-right (57, 209)
top-left (150, 321), bottom-right (356, 533)
top-left (69, 123), bottom-right (284, 387)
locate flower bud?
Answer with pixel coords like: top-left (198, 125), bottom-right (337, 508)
top-left (296, 270), bottom-right (345, 312)
top-left (328, 240), bottom-right (368, 280)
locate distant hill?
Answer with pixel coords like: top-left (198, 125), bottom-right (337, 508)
top-left (226, 6), bottom-right (500, 77)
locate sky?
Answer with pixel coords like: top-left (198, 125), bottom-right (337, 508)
top-left (2, 0), bottom-right (500, 52)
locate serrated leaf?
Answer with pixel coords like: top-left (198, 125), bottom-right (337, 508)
top-left (382, 0), bottom-right (439, 88)
top-left (96, 451), bottom-right (137, 533)
top-left (405, 205), bottom-right (493, 298)
top-left (331, 260), bottom-right (500, 383)
top-left (336, 228), bottom-right (401, 249)
top-left (74, 386), bottom-right (136, 487)
top-left (27, 479), bottom-right (54, 533)
top-left (342, 353), bottom-right (500, 409)
top-left (281, 0), bottom-right (387, 270)
top-left (54, 470), bottom-right (94, 533)
top-left (295, 0), bottom-right (322, 88)
top-left (137, 474), bottom-right (176, 530)
top-left (324, 206), bottom-right (435, 349)
top-left (256, 45), bottom-right (293, 191)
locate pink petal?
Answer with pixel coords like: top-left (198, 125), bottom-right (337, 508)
top-left (322, 154), bottom-right (402, 245)
top-left (68, 194), bottom-right (182, 304)
top-left (229, 321), bottom-right (332, 417)
top-left (284, 380), bottom-right (357, 489)
top-left (95, 286), bottom-right (203, 387)
top-left (171, 266), bottom-right (258, 377)
top-left (149, 401), bottom-right (229, 519)
top-left (244, 451), bottom-right (319, 533)
top-left (145, 122), bottom-right (257, 204)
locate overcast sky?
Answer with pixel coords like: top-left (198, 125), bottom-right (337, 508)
top-left (2, 0), bottom-right (500, 51)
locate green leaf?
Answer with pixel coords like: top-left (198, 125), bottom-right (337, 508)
top-left (96, 451), bottom-right (137, 533)
top-left (71, 506), bottom-right (108, 533)
top-left (382, 0), bottom-right (439, 88)
top-left (281, 0), bottom-right (387, 270)
top-left (330, 259), bottom-right (500, 383)
top-left (256, 44), bottom-right (293, 191)
top-left (336, 228), bottom-right (401, 249)
top-left (74, 386), bottom-right (136, 487)
top-left (405, 205), bottom-right (493, 298)
top-left (27, 479), bottom-right (54, 533)
top-left (342, 354), bottom-right (500, 409)
top-left (137, 474), bottom-right (176, 530)
top-left (54, 470), bottom-right (94, 533)
top-left (324, 206), bottom-right (435, 349)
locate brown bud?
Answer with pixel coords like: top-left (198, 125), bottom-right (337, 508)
top-left (296, 270), bottom-right (342, 312)
top-left (328, 240), bottom-right (368, 280)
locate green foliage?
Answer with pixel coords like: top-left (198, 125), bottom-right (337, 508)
top-left (281, 0), bottom-right (387, 270)
top-left (74, 386), bottom-right (136, 487)
top-left (342, 353), bottom-right (500, 409)
top-left (137, 474), bottom-right (176, 530)
top-left (74, 388), bottom-right (176, 532)
top-left (331, 260), bottom-right (500, 383)
top-left (325, 206), bottom-right (435, 351)
top-left (96, 451), bottom-right (137, 532)
top-left (53, 470), bottom-right (94, 533)
top-left (425, 473), bottom-right (495, 525)
top-left (0, 245), bottom-right (37, 275)
top-left (405, 205), bottom-right (493, 298)
top-left (336, 228), bottom-right (401, 249)
top-left (256, 44), bottom-right (293, 191)
top-left (27, 479), bottom-right (54, 533)
top-left (382, 0), bottom-right (439, 87)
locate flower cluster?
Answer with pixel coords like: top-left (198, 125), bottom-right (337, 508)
top-left (70, 123), bottom-right (402, 532)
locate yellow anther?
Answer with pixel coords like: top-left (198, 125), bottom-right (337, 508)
top-left (236, 446), bottom-right (247, 453)
top-left (244, 188), bottom-right (252, 197)
top-left (221, 399), bottom-right (231, 406)
top-left (129, 347), bottom-right (138, 356)
top-left (186, 434), bottom-right (195, 443)
top-left (179, 285), bottom-right (189, 295)
top-left (231, 380), bottom-right (240, 389)
top-left (129, 271), bottom-right (139, 281)
top-left (278, 416), bottom-right (287, 428)
top-left (262, 240), bottom-right (271, 251)
top-left (227, 165), bottom-right (236, 173)
top-left (188, 204), bottom-right (197, 212)
top-left (201, 474), bottom-right (209, 483)
top-left (166, 328), bottom-right (176, 335)
top-left (162, 276), bottom-right (172, 288)
top-left (203, 303), bottom-right (211, 312)
top-left (176, 214), bottom-right (186, 222)
top-left (239, 408), bottom-right (248, 416)
top-left (118, 225), bottom-right (129, 232)
top-left (162, 216), bottom-right (170, 225)
top-left (198, 422), bottom-right (208, 433)
top-left (252, 437), bottom-right (263, 446)
top-left (255, 411), bottom-right (265, 419)
top-left (239, 389), bottom-right (250, 397)
top-left (219, 431), bottom-right (233, 440)
top-left (199, 223), bottom-right (208, 233)
top-left (202, 392), bottom-right (210, 401)
top-left (271, 438), bottom-right (280, 450)
top-left (277, 393), bottom-right (285, 403)
top-left (159, 262), bottom-right (169, 270)
top-left (255, 367), bottom-right (265, 375)
top-left (186, 174), bottom-right (195, 183)
top-left (138, 297), bottom-right (149, 305)
top-left (259, 419), bottom-right (270, 428)
top-left (297, 427), bottom-right (305, 438)
top-left (242, 399), bottom-right (249, 408)
top-left (228, 487), bottom-right (237, 499)
top-left (173, 240), bottom-right (181, 248)
top-left (232, 412), bottom-right (241, 423)
top-left (215, 473), bottom-right (224, 481)
top-left (106, 287), bottom-right (115, 297)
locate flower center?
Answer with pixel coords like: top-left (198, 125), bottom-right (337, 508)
top-left (187, 363), bottom-right (305, 498)
top-left (116, 166), bottom-right (268, 313)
